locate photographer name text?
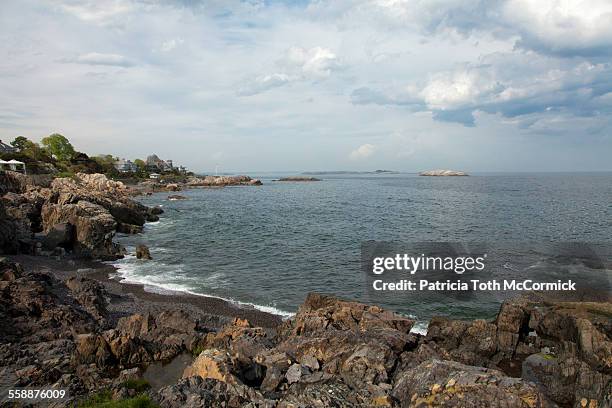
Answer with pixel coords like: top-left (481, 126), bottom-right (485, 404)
top-left (372, 279), bottom-right (576, 292)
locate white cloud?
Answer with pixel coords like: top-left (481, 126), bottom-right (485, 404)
top-left (283, 46), bottom-right (340, 78)
top-left (503, 0), bottom-right (612, 55)
top-left (240, 46), bottom-right (340, 96)
top-left (160, 38), bottom-right (184, 52)
top-left (237, 73), bottom-right (292, 96)
top-left (350, 143), bottom-right (376, 160)
top-left (55, 0), bottom-right (134, 25)
top-left (67, 52), bottom-right (134, 67)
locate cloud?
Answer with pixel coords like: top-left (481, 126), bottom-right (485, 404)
top-left (66, 52), bottom-right (134, 67)
top-left (55, 0), bottom-right (134, 25)
top-left (237, 73), bottom-right (292, 96)
top-left (240, 46), bottom-right (340, 96)
top-left (353, 51), bottom-right (612, 126)
top-left (2, 0), bottom-right (612, 171)
top-left (349, 143), bottom-right (376, 160)
top-left (160, 38), bottom-right (184, 52)
top-left (282, 46), bottom-right (340, 78)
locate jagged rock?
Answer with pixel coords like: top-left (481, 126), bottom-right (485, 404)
top-left (50, 173), bottom-right (149, 227)
top-left (136, 244), bottom-right (152, 260)
top-left (116, 223), bottom-right (143, 234)
top-left (42, 201), bottom-right (121, 260)
top-left (182, 349), bottom-right (239, 384)
top-left (286, 363), bottom-right (310, 384)
top-left (157, 376), bottom-right (271, 408)
top-left (392, 359), bottom-right (551, 407)
top-left (65, 276), bottom-right (108, 320)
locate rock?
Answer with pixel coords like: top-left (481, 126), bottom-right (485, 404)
top-left (286, 363), bottom-right (310, 384)
top-left (166, 183), bottom-right (181, 191)
top-left (118, 367), bottom-right (142, 382)
top-left (300, 354), bottom-right (320, 371)
top-left (168, 195), bottom-right (187, 200)
top-left (149, 206), bottom-right (164, 215)
top-left (392, 359), bottom-right (550, 407)
top-left (65, 276), bottom-right (108, 319)
top-left (42, 222), bottom-right (75, 250)
top-left (136, 244), bottom-right (152, 260)
top-left (277, 177), bottom-right (321, 182)
top-left (116, 223), bottom-right (143, 234)
top-left (419, 169), bottom-right (468, 176)
top-left (185, 175), bottom-right (262, 187)
top-left (41, 201), bottom-right (121, 260)
top-left (182, 349), bottom-right (238, 384)
top-left (157, 376), bottom-right (270, 408)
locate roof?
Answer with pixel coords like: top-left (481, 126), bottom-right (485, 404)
top-left (0, 141), bottom-right (16, 152)
top-left (0, 159), bottom-right (25, 164)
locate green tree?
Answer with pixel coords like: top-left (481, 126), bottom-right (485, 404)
top-left (134, 159), bottom-right (146, 170)
top-left (10, 136), bottom-right (35, 151)
top-left (41, 133), bottom-right (76, 162)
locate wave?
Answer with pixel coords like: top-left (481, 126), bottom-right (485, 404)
top-left (109, 258), bottom-right (294, 319)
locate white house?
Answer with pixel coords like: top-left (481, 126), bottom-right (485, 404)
top-left (114, 158), bottom-right (138, 173)
top-left (0, 159), bottom-right (26, 174)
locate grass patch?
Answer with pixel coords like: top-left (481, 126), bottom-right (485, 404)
top-left (122, 379), bottom-right (151, 393)
top-left (191, 345), bottom-right (205, 356)
top-left (79, 392), bottom-right (157, 408)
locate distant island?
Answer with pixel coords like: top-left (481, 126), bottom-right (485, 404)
top-left (419, 169), bottom-right (469, 176)
top-left (302, 170), bottom-right (397, 175)
top-left (277, 176), bottom-right (321, 182)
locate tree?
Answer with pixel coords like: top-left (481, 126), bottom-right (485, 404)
top-left (134, 159), bottom-right (146, 170)
top-left (10, 136), bottom-right (35, 151)
top-left (41, 133), bottom-right (76, 162)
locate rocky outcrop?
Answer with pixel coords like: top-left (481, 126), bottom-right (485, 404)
top-left (277, 176), bottom-right (321, 182)
top-left (419, 169), bottom-right (468, 176)
top-left (0, 172), bottom-right (161, 259)
top-left (41, 201), bottom-right (122, 260)
top-left (186, 175), bottom-right (262, 187)
top-left (168, 195), bottom-right (187, 200)
top-left (136, 244), bottom-right (152, 260)
top-left (1, 259), bottom-right (609, 407)
top-left (392, 359), bottom-right (550, 407)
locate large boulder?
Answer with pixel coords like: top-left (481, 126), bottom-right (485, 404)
top-left (182, 349), bottom-right (239, 384)
top-left (50, 173), bottom-right (150, 227)
top-left (392, 359), bottom-right (551, 407)
top-left (41, 201), bottom-right (122, 260)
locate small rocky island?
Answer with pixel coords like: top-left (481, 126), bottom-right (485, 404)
top-left (419, 169), bottom-right (469, 176)
top-left (276, 176), bottom-right (321, 182)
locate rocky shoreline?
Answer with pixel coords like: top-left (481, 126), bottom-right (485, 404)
top-left (0, 171), bottom-right (610, 407)
top-left (1, 257), bottom-right (610, 407)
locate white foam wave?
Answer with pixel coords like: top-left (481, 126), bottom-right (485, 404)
top-left (110, 260), bottom-right (294, 319)
top-left (410, 321), bottom-right (428, 335)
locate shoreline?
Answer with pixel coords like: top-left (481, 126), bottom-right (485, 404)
top-left (8, 254), bottom-right (283, 329)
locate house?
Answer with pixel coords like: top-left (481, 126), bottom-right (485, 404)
top-left (149, 173), bottom-right (161, 180)
top-left (0, 139), bottom-right (17, 154)
top-left (146, 154), bottom-right (173, 172)
top-left (0, 159), bottom-right (26, 174)
top-left (114, 158), bottom-right (138, 173)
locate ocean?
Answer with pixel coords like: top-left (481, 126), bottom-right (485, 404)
top-left (111, 172), bottom-right (612, 332)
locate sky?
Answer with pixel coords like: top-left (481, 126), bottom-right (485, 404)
top-left (1, 0), bottom-right (612, 173)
